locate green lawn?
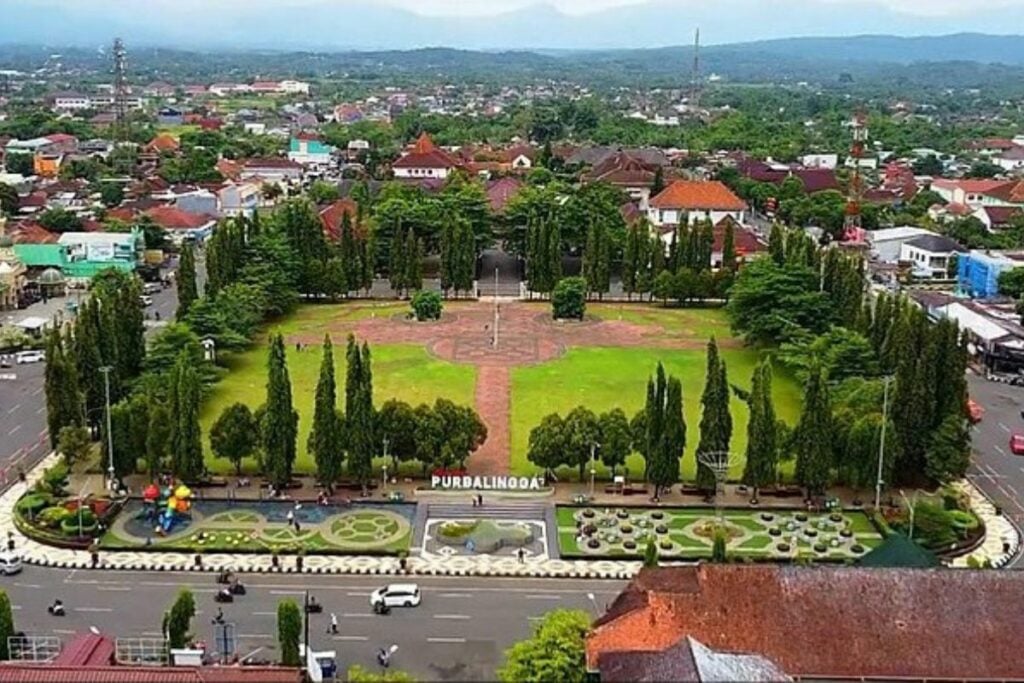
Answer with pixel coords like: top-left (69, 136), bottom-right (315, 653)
top-left (200, 340), bottom-right (476, 475)
top-left (511, 346), bottom-right (801, 480)
top-left (587, 304), bottom-right (734, 340)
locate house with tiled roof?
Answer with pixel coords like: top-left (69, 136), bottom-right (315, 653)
top-left (145, 206), bottom-right (216, 244)
top-left (738, 157), bottom-right (839, 194)
top-left (143, 133), bottom-right (180, 155)
top-left (240, 158), bottom-right (303, 184)
top-left (648, 180), bottom-right (746, 227)
top-left (931, 178), bottom-right (1023, 209)
top-left (974, 204), bottom-right (1024, 231)
top-left (588, 565), bottom-right (1024, 681)
top-left (318, 198), bottom-right (360, 241)
top-left (486, 177), bottom-right (523, 213)
top-left (392, 133), bottom-right (461, 180)
top-left (583, 150), bottom-right (661, 205)
top-left (711, 216), bottom-right (765, 267)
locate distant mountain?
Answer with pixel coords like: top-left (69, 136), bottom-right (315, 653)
top-left (2, 0), bottom-right (1024, 53)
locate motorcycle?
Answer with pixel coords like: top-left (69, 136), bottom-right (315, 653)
top-left (48, 602), bottom-right (65, 617)
top-left (372, 601), bottom-right (391, 616)
top-left (229, 581), bottom-right (246, 596)
top-left (215, 589), bottom-right (234, 603)
top-left (216, 571), bottom-right (234, 585)
top-left (305, 600), bottom-right (323, 614)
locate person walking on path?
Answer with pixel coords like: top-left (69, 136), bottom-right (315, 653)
top-left (329, 612), bottom-right (338, 634)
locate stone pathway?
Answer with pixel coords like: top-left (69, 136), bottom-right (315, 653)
top-left (951, 480), bottom-right (1021, 569)
top-left (471, 366), bottom-right (511, 475)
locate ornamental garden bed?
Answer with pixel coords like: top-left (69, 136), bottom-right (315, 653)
top-left (556, 505), bottom-right (884, 562)
top-left (14, 462), bottom-right (121, 550)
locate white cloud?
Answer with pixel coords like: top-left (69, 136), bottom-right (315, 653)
top-left (377, 0), bottom-right (647, 16)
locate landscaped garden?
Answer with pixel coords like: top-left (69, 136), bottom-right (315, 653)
top-left (100, 499), bottom-right (414, 554)
top-left (556, 505), bottom-right (884, 562)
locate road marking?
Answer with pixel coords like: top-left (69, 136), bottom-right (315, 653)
top-left (525, 594), bottom-right (561, 600)
top-left (438, 593), bottom-right (472, 598)
top-left (13, 583), bottom-right (41, 589)
top-left (252, 611), bottom-right (277, 616)
top-left (346, 592), bottom-right (367, 597)
top-left (238, 634), bottom-right (274, 640)
top-left (7, 426), bottom-right (20, 436)
top-left (98, 586), bottom-right (132, 592)
top-left (1000, 422), bottom-right (1012, 433)
top-left (11, 605), bottom-right (21, 611)
top-left (7, 404), bottom-right (20, 414)
top-left (342, 613), bottom-right (373, 618)
top-left (35, 406), bottom-right (45, 415)
top-left (332, 636), bottom-right (369, 641)
top-left (1007, 483), bottom-right (1021, 497)
top-left (427, 637), bottom-right (466, 643)
top-left (31, 387), bottom-right (43, 396)
top-left (52, 629), bottom-right (76, 635)
top-left (433, 614), bottom-right (471, 620)
top-left (995, 445), bottom-right (1007, 456)
top-left (73, 607), bottom-right (113, 613)
top-left (141, 631), bottom-right (163, 637)
top-left (269, 590), bottom-right (303, 596)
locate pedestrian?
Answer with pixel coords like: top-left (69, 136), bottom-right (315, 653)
top-left (477, 494), bottom-right (483, 507)
top-left (471, 496), bottom-right (477, 508)
top-left (213, 608), bottom-right (224, 624)
top-left (516, 547), bottom-right (525, 564)
top-left (294, 520), bottom-right (301, 533)
top-left (286, 509), bottom-right (294, 526)
top-left (330, 612), bottom-right (338, 634)
top-left (154, 311), bottom-right (160, 321)
top-left (296, 342), bottom-right (301, 352)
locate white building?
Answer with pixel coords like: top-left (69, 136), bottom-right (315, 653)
top-left (279, 80), bottom-right (311, 95)
top-left (898, 234), bottom-right (965, 279)
top-left (867, 226), bottom-right (936, 263)
top-left (647, 180), bottom-right (747, 228)
top-left (801, 154), bottom-right (839, 170)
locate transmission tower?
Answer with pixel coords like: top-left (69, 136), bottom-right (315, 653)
top-left (112, 37), bottom-right (129, 141)
top-left (689, 27), bottom-right (701, 109)
top-left (842, 110), bottom-right (868, 243)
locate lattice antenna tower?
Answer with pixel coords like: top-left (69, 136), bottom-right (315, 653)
top-left (843, 110), bottom-right (869, 241)
top-left (689, 27), bottom-right (701, 109)
top-left (112, 37), bottom-right (129, 141)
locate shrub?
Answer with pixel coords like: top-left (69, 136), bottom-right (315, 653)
top-left (410, 290), bottom-right (443, 321)
top-left (910, 501), bottom-right (959, 549)
top-left (16, 494), bottom-right (53, 517)
top-left (36, 506), bottom-right (73, 529)
top-left (643, 538), bottom-right (659, 567)
top-left (438, 521), bottom-right (477, 539)
top-left (551, 277), bottom-right (586, 320)
top-left (37, 462), bottom-right (69, 497)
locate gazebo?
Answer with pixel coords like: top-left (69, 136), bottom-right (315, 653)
top-left (36, 267), bottom-right (66, 297)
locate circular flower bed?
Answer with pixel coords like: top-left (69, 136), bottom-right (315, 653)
top-left (776, 543), bottom-right (791, 553)
top-left (692, 520), bottom-right (743, 541)
top-left (813, 543), bottom-right (828, 553)
top-left (620, 525), bottom-right (633, 535)
top-left (760, 513), bottom-right (775, 522)
top-left (840, 529), bottom-right (853, 538)
top-left (659, 540), bottom-right (673, 551)
top-left (805, 529), bottom-right (818, 538)
top-left (655, 524), bottom-right (669, 535)
top-left (623, 540), bottom-right (637, 551)
top-left (851, 544), bottom-right (865, 554)
top-left (651, 511), bottom-right (664, 520)
top-left (587, 539), bottom-right (601, 549)
top-left (582, 509), bottom-right (596, 519)
top-left (616, 509), bottom-right (630, 520)
top-left (829, 513), bottom-right (843, 523)
top-left (796, 513), bottom-right (808, 522)
top-left (769, 527), bottom-right (782, 537)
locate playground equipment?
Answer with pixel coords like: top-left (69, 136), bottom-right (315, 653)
top-left (142, 483), bottom-right (193, 535)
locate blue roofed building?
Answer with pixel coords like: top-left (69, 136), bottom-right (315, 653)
top-left (957, 250), bottom-right (1024, 298)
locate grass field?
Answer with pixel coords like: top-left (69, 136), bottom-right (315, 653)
top-left (200, 339), bottom-right (476, 475)
top-left (511, 346), bottom-right (802, 480)
top-left (587, 303), bottom-right (735, 341)
top-left (555, 506), bottom-right (882, 561)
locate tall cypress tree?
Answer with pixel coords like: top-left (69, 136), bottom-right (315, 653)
top-left (697, 338), bottom-right (733, 494)
top-left (721, 219), bottom-right (737, 272)
top-left (795, 363), bottom-right (833, 495)
top-left (768, 223), bottom-right (785, 266)
top-left (742, 358), bottom-right (778, 497)
top-left (389, 226), bottom-right (407, 296)
top-left (176, 243), bottom-right (198, 320)
top-left (439, 220), bottom-right (455, 294)
top-left (264, 334), bottom-right (297, 487)
top-left (406, 235), bottom-right (424, 292)
top-left (454, 219), bottom-right (476, 295)
top-left (622, 222), bottom-right (641, 299)
top-left (340, 210), bottom-right (359, 293)
top-left (655, 377), bottom-right (686, 498)
top-left (345, 337), bottom-right (375, 489)
top-left (73, 300), bottom-right (105, 426)
top-left (114, 277), bottom-right (146, 379)
top-left (172, 351), bottom-right (204, 482)
top-left (546, 220), bottom-right (562, 293)
top-left (309, 335), bottom-right (343, 486)
top-left (45, 327), bottom-right (82, 447)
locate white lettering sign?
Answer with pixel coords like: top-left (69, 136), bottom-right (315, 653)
top-left (431, 475), bottom-right (546, 491)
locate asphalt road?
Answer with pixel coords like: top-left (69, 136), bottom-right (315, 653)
top-left (0, 567), bottom-right (624, 680)
top-left (0, 277), bottom-right (180, 488)
top-left (967, 373), bottom-right (1024, 567)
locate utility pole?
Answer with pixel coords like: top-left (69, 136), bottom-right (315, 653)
top-left (302, 590), bottom-right (310, 673)
top-left (112, 38), bottom-right (129, 142)
top-left (100, 366), bottom-right (115, 490)
top-left (690, 27), bottom-right (701, 110)
top-left (874, 375), bottom-right (893, 510)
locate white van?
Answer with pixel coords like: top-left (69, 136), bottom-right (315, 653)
top-left (0, 552), bottom-right (22, 575)
top-left (369, 583), bottom-right (421, 608)
top-left (15, 350), bottom-right (45, 365)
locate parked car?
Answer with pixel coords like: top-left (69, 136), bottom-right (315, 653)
top-left (0, 552), bottom-right (22, 575)
top-left (1010, 434), bottom-right (1024, 456)
top-left (15, 350), bottom-right (45, 365)
top-left (139, 295), bottom-right (153, 307)
top-left (369, 583), bottom-right (421, 609)
top-left (142, 282), bottom-right (162, 295)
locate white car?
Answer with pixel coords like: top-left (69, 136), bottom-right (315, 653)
top-left (142, 282), bottom-right (162, 295)
top-left (370, 583), bottom-right (421, 609)
top-left (15, 350), bottom-right (45, 365)
top-left (0, 552), bottom-right (22, 575)
top-left (139, 295), bottom-right (153, 307)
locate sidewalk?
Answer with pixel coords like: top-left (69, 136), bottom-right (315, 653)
top-left (950, 480), bottom-right (1021, 569)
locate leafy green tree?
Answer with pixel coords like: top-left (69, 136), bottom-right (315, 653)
top-left (405, 233), bottom-right (423, 292)
top-left (57, 425), bottom-right (92, 465)
top-left (720, 219), bottom-right (737, 272)
top-left (742, 359), bottom-right (778, 497)
top-left (779, 327), bottom-right (879, 383)
top-left (998, 268), bottom-right (1024, 299)
top-left (497, 609), bottom-right (590, 683)
top-left (0, 183), bottom-right (19, 215)
top-left (643, 539), bottom-right (659, 568)
top-left (99, 182), bottom-right (124, 208)
top-left (345, 337), bottom-right (376, 489)
top-left (176, 243), bottom-right (199, 321)
top-left (3, 152), bottom-right (33, 177)
top-left (164, 589), bottom-right (195, 650)
top-left (727, 256), bottom-right (832, 345)
top-left (346, 666), bottom-right (415, 683)
top-left (389, 226), bottom-right (409, 295)
top-left (652, 269), bottom-right (674, 304)
top-left (376, 400), bottom-right (418, 472)
top-left (582, 223), bottom-right (610, 298)
top-left (696, 338), bottom-right (732, 494)
top-left (263, 334), bottom-right (298, 487)
top-left (45, 328), bottom-right (82, 447)
top-left (711, 529), bottom-right (728, 563)
top-left (210, 403), bottom-right (258, 476)
top-left (563, 406), bottom-right (600, 482)
top-left (38, 207), bottom-right (82, 233)
top-left (146, 398), bottom-right (172, 478)
top-left (527, 413), bottom-right (567, 478)
top-left (277, 600), bottom-right (302, 667)
top-left (795, 364), bottom-right (833, 495)
top-left (598, 408), bottom-right (632, 478)
top-left (0, 591), bottom-right (13, 660)
top-left (926, 413), bottom-right (971, 484)
top-left (551, 277), bottom-right (586, 320)
top-left (309, 336), bottom-right (343, 486)
top-left (411, 290), bottom-right (443, 321)
top-left (73, 300), bottom-right (106, 427)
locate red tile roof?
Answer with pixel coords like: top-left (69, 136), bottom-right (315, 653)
top-left (588, 565), bottom-right (1024, 680)
top-left (486, 177), bottom-right (523, 212)
top-left (9, 221), bottom-right (58, 244)
top-left (215, 159), bottom-right (241, 181)
top-left (242, 158), bottom-right (303, 170)
top-left (393, 133), bottom-right (460, 170)
top-left (986, 179), bottom-right (1024, 204)
top-left (53, 634), bottom-right (114, 667)
top-left (143, 134), bottom-right (179, 154)
top-left (318, 198), bottom-right (359, 241)
top-left (649, 180), bottom-right (746, 211)
top-left (982, 205), bottom-right (1024, 226)
top-left (712, 217), bottom-right (765, 255)
top-left (145, 206), bottom-right (214, 231)
top-left (931, 178), bottom-right (1007, 194)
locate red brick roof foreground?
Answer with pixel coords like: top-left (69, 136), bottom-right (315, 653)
top-left (587, 565), bottom-right (1024, 680)
top-left (0, 665), bottom-right (301, 683)
top-left (650, 180), bottom-right (746, 211)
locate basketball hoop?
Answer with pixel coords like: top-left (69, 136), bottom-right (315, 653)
top-left (697, 451), bottom-right (735, 519)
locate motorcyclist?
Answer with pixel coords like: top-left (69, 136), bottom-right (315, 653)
top-left (49, 599), bottom-right (64, 616)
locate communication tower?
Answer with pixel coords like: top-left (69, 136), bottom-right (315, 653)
top-left (112, 38), bottom-right (129, 141)
top-left (842, 110), bottom-right (868, 243)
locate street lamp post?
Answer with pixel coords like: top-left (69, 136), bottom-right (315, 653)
top-left (382, 438), bottom-right (390, 494)
top-left (492, 267), bottom-right (499, 349)
top-left (874, 375), bottom-right (894, 510)
top-left (100, 366), bottom-right (115, 491)
top-left (899, 489), bottom-right (919, 540)
top-left (589, 443), bottom-right (600, 499)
